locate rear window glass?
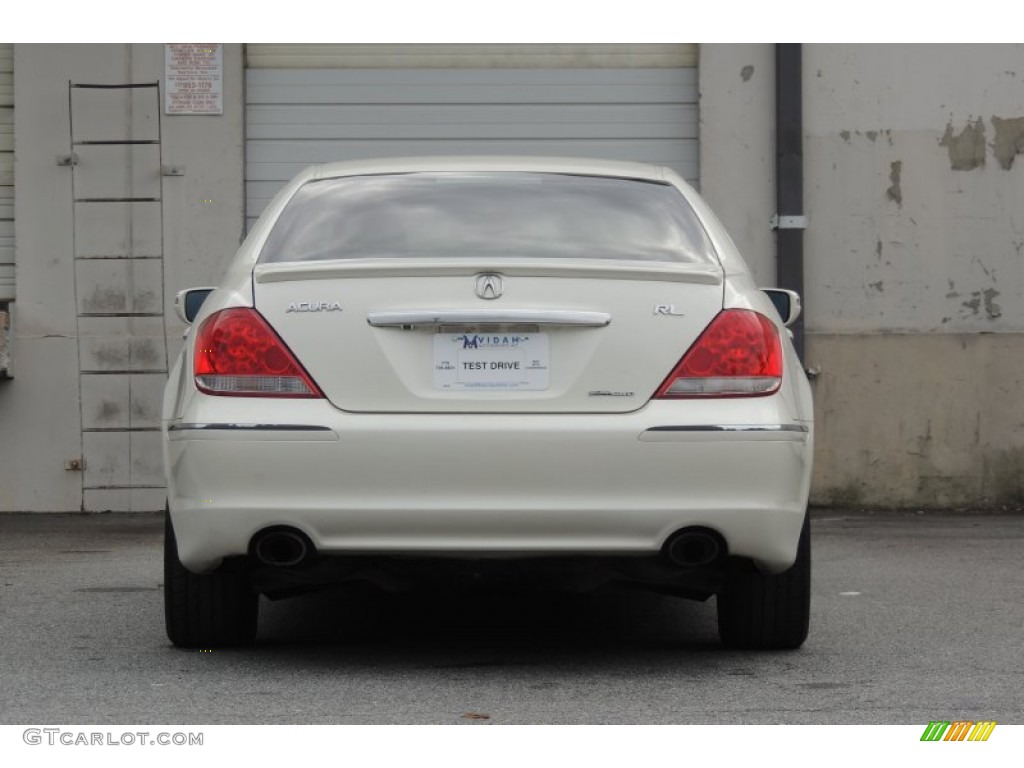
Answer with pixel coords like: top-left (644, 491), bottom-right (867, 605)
top-left (259, 172), bottom-right (717, 265)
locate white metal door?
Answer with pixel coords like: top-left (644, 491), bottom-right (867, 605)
top-left (244, 44), bottom-right (699, 229)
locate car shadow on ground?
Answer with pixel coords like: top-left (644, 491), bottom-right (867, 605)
top-left (255, 584), bottom-right (724, 659)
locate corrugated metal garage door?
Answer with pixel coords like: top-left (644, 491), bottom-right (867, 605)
top-left (0, 44), bottom-right (13, 300)
top-left (245, 44), bottom-right (698, 228)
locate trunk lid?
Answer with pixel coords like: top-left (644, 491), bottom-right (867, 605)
top-left (253, 259), bottom-right (723, 413)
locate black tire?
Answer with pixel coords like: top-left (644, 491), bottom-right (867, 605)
top-left (717, 514), bottom-right (811, 650)
top-left (164, 509), bottom-right (258, 648)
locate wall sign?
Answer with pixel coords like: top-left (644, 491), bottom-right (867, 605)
top-left (165, 44), bottom-right (223, 115)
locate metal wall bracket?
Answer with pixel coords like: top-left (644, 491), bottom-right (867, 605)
top-left (161, 165), bottom-right (185, 177)
top-left (56, 153), bottom-right (79, 167)
top-left (770, 214), bottom-right (808, 230)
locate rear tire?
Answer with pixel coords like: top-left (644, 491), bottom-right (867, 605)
top-left (717, 514), bottom-right (810, 650)
top-left (164, 509), bottom-right (258, 648)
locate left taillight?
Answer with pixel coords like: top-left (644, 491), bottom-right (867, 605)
top-left (193, 308), bottom-right (322, 397)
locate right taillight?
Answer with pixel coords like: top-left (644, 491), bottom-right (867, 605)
top-left (654, 309), bottom-right (783, 398)
top-left (194, 308), bottom-right (322, 397)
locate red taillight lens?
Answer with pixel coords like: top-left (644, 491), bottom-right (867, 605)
top-left (194, 308), bottom-right (322, 397)
top-left (655, 309), bottom-right (783, 398)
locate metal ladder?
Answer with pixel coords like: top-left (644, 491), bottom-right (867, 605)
top-left (66, 81), bottom-right (169, 512)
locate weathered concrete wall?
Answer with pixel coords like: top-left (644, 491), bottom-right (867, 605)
top-left (803, 44), bottom-right (1024, 335)
top-left (808, 333), bottom-right (1024, 507)
top-left (698, 44), bottom-right (776, 287)
top-left (0, 44), bottom-right (243, 512)
top-left (701, 44), bottom-right (1024, 507)
top-left (804, 45), bottom-right (1024, 506)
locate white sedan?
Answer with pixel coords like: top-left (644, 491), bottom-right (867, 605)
top-left (163, 156), bottom-right (813, 650)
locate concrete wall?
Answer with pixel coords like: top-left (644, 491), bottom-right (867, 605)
top-left (698, 44), bottom-right (776, 286)
top-left (0, 44), bottom-right (243, 512)
top-left (702, 44), bottom-right (1024, 507)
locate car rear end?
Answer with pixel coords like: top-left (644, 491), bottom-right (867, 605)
top-left (163, 158), bottom-right (813, 649)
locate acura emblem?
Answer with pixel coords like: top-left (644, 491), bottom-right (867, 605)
top-left (475, 274), bottom-right (504, 300)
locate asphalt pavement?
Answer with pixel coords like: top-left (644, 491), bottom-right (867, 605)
top-left (0, 510), bottom-right (1021, 724)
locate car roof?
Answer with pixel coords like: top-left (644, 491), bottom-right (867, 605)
top-left (309, 156), bottom-right (669, 183)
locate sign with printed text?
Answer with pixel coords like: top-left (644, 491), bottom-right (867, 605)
top-left (434, 332), bottom-right (550, 391)
top-left (165, 44), bottom-right (223, 115)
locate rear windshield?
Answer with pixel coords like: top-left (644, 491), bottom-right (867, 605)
top-left (259, 172), bottom-right (717, 265)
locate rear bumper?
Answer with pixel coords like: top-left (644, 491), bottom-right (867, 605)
top-left (165, 401), bottom-right (812, 575)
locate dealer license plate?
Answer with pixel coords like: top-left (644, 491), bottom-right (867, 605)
top-left (433, 332), bottom-right (550, 391)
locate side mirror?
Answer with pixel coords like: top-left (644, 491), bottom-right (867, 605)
top-left (174, 288), bottom-right (216, 324)
top-left (762, 288), bottom-right (802, 327)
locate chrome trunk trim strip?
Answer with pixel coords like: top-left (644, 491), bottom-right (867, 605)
top-left (168, 423), bottom-right (333, 432)
top-left (367, 309), bottom-right (612, 328)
